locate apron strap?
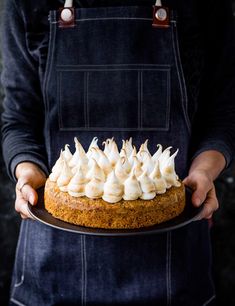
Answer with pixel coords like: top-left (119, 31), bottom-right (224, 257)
top-left (64, 0), bottom-right (73, 8)
top-left (155, 0), bottom-right (162, 5)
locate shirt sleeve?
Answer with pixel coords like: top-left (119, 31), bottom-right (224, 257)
top-left (1, 0), bottom-right (49, 181)
top-left (189, 0), bottom-right (235, 167)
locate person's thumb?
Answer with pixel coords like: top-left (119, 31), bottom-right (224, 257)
top-left (22, 184), bottom-right (38, 205)
top-left (183, 176), bottom-right (209, 207)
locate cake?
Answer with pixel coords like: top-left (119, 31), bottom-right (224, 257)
top-left (44, 138), bottom-right (185, 229)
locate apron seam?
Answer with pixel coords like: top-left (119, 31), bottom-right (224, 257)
top-left (50, 19), bottom-right (177, 24)
top-left (81, 235), bottom-right (84, 306)
top-left (44, 10), bottom-right (57, 167)
top-left (10, 298), bottom-right (26, 306)
top-left (202, 294), bottom-right (216, 306)
top-left (171, 21), bottom-right (191, 133)
top-left (12, 221), bottom-right (29, 290)
top-left (166, 231), bottom-right (172, 306)
top-left (84, 236), bottom-right (87, 306)
top-left (86, 72), bottom-right (89, 128)
top-left (138, 71), bottom-right (141, 128)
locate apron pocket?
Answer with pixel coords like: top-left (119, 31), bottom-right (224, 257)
top-left (57, 64), bottom-right (171, 131)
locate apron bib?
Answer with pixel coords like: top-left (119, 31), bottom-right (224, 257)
top-left (10, 4), bottom-right (215, 306)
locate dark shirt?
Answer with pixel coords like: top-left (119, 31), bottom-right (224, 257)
top-left (1, 0), bottom-right (235, 180)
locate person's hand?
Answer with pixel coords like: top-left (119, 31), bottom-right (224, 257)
top-left (15, 162), bottom-right (47, 219)
top-left (183, 150), bottom-right (225, 220)
top-left (183, 169), bottom-right (218, 220)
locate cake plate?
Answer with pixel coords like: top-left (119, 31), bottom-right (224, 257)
top-left (27, 187), bottom-right (203, 236)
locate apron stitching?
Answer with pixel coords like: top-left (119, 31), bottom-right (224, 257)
top-left (81, 235), bottom-right (84, 306)
top-left (84, 236), bottom-right (87, 306)
top-left (44, 11), bottom-right (57, 165)
top-left (10, 298), bottom-right (26, 306)
top-left (51, 18), bottom-right (177, 24)
top-left (57, 67), bottom-right (170, 71)
top-left (166, 69), bottom-right (171, 130)
top-left (202, 294), bottom-right (216, 306)
top-left (59, 72), bottom-right (63, 128)
top-left (59, 127), bottom-right (170, 131)
top-left (166, 231), bottom-right (172, 306)
top-left (171, 21), bottom-right (191, 133)
top-left (83, 72), bottom-right (87, 128)
top-left (14, 221), bottom-right (29, 288)
top-left (11, 221), bottom-right (24, 288)
top-left (137, 71), bottom-right (141, 128)
top-left (57, 64), bottom-right (171, 68)
top-left (86, 72), bottom-right (90, 128)
top-left (140, 70), bottom-right (143, 128)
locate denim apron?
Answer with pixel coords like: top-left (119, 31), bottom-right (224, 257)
top-left (10, 4), bottom-right (216, 306)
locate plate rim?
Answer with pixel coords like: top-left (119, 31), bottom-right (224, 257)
top-left (27, 187), bottom-right (203, 236)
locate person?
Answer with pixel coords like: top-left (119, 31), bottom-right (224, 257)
top-left (1, 0), bottom-right (235, 305)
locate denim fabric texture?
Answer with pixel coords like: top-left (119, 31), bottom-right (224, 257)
top-left (1, 0), bottom-right (235, 305)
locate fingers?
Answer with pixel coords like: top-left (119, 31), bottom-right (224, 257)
top-left (196, 187), bottom-right (219, 220)
top-left (14, 163), bottom-right (47, 220)
top-left (183, 173), bottom-right (211, 206)
top-left (183, 170), bottom-right (219, 220)
top-left (15, 180), bottom-right (38, 220)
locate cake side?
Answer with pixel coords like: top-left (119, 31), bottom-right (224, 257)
top-left (44, 179), bottom-right (185, 229)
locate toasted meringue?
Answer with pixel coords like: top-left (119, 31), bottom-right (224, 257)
top-left (85, 178), bottom-right (103, 199)
top-left (123, 169), bottom-right (142, 200)
top-left (102, 171), bottom-right (124, 203)
top-left (69, 137), bottom-right (88, 168)
top-left (57, 160), bottom-right (73, 192)
top-left (132, 156), bottom-right (143, 177)
top-left (141, 152), bottom-right (154, 175)
top-left (138, 170), bottom-right (156, 200)
top-left (62, 144), bottom-right (73, 162)
top-left (161, 149), bottom-right (181, 187)
top-left (152, 144), bottom-right (163, 163)
top-left (87, 158), bottom-right (106, 182)
top-left (67, 165), bottom-right (88, 197)
top-left (97, 151), bottom-right (112, 176)
top-left (115, 158), bottom-right (128, 183)
top-left (107, 141), bottom-right (120, 166)
top-left (150, 161), bottom-right (167, 194)
top-left (49, 151), bottom-right (64, 182)
top-left (87, 137), bottom-right (99, 158)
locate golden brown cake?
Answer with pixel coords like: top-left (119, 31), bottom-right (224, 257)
top-left (44, 137), bottom-right (185, 229)
top-left (44, 179), bottom-right (185, 229)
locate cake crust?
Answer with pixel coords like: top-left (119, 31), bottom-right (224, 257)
top-left (44, 179), bottom-right (185, 229)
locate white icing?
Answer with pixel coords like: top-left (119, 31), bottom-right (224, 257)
top-left (85, 178), bottom-right (103, 199)
top-left (124, 138), bottom-right (133, 157)
top-left (102, 138), bottom-right (114, 157)
top-left (67, 165), bottom-right (88, 197)
top-left (49, 151), bottom-right (64, 182)
top-left (114, 158), bottom-right (128, 183)
top-left (87, 137), bottom-right (99, 158)
top-left (107, 141), bottom-right (120, 166)
top-left (132, 156), bottom-right (143, 177)
top-left (69, 137), bottom-right (88, 168)
top-left (149, 161), bottom-right (167, 194)
top-left (161, 149), bottom-right (181, 187)
top-left (152, 144), bottom-right (163, 163)
top-left (86, 158), bottom-right (106, 182)
top-left (123, 169), bottom-right (142, 200)
top-left (102, 171), bottom-right (124, 203)
top-left (97, 151), bottom-right (112, 176)
top-left (62, 144), bottom-right (73, 162)
top-left (141, 152), bottom-right (154, 175)
top-left (57, 159), bottom-right (73, 192)
top-left (138, 170), bottom-right (156, 200)
top-left (50, 138), bottom-right (181, 202)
